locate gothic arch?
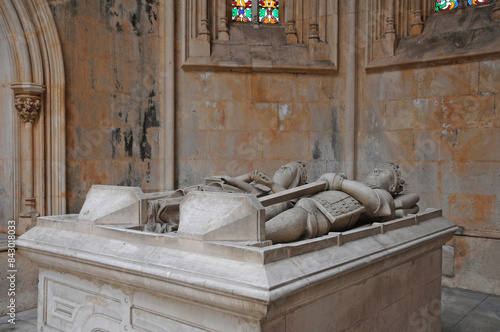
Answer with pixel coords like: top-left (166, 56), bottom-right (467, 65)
top-left (0, 0), bottom-right (65, 230)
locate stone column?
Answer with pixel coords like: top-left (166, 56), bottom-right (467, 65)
top-left (373, 0), bottom-right (398, 58)
top-left (384, 0), bottom-right (397, 42)
top-left (410, 0), bottom-right (424, 36)
top-left (309, 0), bottom-right (320, 43)
top-left (217, 0), bottom-right (229, 41)
top-left (199, 0), bottom-right (210, 40)
top-left (11, 83), bottom-right (44, 225)
top-left (285, 0), bottom-right (298, 43)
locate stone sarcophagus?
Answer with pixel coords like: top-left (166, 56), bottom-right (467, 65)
top-left (18, 183), bottom-right (457, 332)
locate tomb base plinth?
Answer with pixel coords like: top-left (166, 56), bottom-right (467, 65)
top-left (18, 209), bottom-right (456, 331)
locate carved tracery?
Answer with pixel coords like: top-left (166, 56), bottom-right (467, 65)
top-left (366, 0), bottom-right (500, 68)
top-left (181, 0), bottom-right (339, 73)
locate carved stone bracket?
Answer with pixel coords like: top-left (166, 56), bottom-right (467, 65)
top-left (14, 96), bottom-right (41, 123)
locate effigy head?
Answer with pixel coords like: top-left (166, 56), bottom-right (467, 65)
top-left (364, 162), bottom-right (405, 195)
top-left (272, 161), bottom-right (308, 189)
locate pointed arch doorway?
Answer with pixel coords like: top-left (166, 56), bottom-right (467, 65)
top-left (0, 0), bottom-right (65, 234)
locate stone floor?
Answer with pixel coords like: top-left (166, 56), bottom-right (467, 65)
top-left (0, 286), bottom-right (498, 331)
top-left (0, 308), bottom-right (37, 332)
top-left (441, 286), bottom-right (500, 332)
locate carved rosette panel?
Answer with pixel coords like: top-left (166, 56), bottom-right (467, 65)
top-left (14, 96), bottom-right (41, 123)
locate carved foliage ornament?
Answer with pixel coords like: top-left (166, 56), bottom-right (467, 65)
top-left (15, 96), bottom-right (41, 123)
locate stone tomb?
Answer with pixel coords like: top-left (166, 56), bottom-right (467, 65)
top-left (18, 186), bottom-right (457, 331)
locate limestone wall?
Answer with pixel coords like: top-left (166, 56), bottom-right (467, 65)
top-left (48, 0), bottom-right (164, 213)
top-left (175, 71), bottom-right (346, 186)
top-left (357, 2), bottom-right (500, 295)
top-left (0, 32), bottom-right (15, 228)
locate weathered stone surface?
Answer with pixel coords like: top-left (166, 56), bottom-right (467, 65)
top-left (367, 5), bottom-right (500, 69)
top-left (262, 131), bottom-right (310, 160)
top-left (413, 63), bottom-right (479, 98)
top-left (363, 70), bottom-right (416, 101)
top-left (18, 208), bottom-right (457, 331)
top-left (178, 192), bottom-right (265, 241)
top-left (3, 0), bottom-right (494, 302)
top-left (48, 0), bottom-right (163, 213)
top-left (443, 193), bottom-right (496, 230)
top-left (78, 185), bottom-right (145, 225)
top-left (0, 241), bottom-right (38, 316)
top-left (224, 101), bottom-right (279, 131)
top-left (357, 1), bottom-right (500, 295)
top-left (0, 35), bottom-right (15, 228)
top-left (442, 245), bottom-right (455, 277)
top-left (441, 162), bottom-right (499, 196)
top-left (443, 236), bottom-right (500, 295)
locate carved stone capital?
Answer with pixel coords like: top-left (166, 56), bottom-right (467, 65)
top-left (11, 82), bottom-right (44, 123)
top-left (14, 96), bottom-right (42, 123)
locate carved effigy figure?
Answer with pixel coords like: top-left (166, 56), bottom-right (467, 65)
top-left (145, 161), bottom-right (308, 233)
top-left (253, 162), bottom-right (420, 243)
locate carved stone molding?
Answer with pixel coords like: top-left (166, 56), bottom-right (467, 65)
top-left (493, 0), bottom-right (500, 20)
top-left (14, 96), bottom-right (42, 123)
top-left (366, 0), bottom-right (500, 69)
top-left (1, 0), bottom-right (66, 226)
top-left (181, 0), bottom-right (339, 74)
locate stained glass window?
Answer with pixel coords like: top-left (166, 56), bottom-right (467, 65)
top-left (468, 0), bottom-right (493, 5)
top-left (436, 0), bottom-right (494, 12)
top-left (259, 0), bottom-right (279, 24)
top-left (232, 0), bottom-right (252, 22)
top-left (435, 0), bottom-right (458, 12)
top-left (232, 0), bottom-right (279, 24)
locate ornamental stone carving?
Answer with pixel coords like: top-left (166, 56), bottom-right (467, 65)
top-left (14, 96), bottom-right (42, 123)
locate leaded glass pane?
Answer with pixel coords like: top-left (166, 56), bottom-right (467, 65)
top-left (435, 0), bottom-right (459, 12)
top-left (259, 0), bottom-right (279, 24)
top-left (232, 0), bottom-right (252, 22)
top-left (468, 0), bottom-right (493, 5)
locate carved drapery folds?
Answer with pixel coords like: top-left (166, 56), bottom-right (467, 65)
top-left (181, 0), bottom-right (339, 73)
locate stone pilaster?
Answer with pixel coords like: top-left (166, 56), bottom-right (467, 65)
top-left (410, 0), bottom-right (424, 36)
top-left (11, 83), bottom-right (44, 226)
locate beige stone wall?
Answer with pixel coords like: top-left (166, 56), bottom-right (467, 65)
top-left (358, 62), bottom-right (499, 221)
top-left (356, 1), bottom-right (500, 294)
top-left (175, 70), bottom-right (346, 186)
top-left (0, 33), bottom-right (15, 227)
top-left (174, 5), bottom-right (348, 188)
top-left (48, 0), bottom-right (164, 212)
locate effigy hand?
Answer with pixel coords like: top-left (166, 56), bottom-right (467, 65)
top-left (250, 170), bottom-right (274, 187)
